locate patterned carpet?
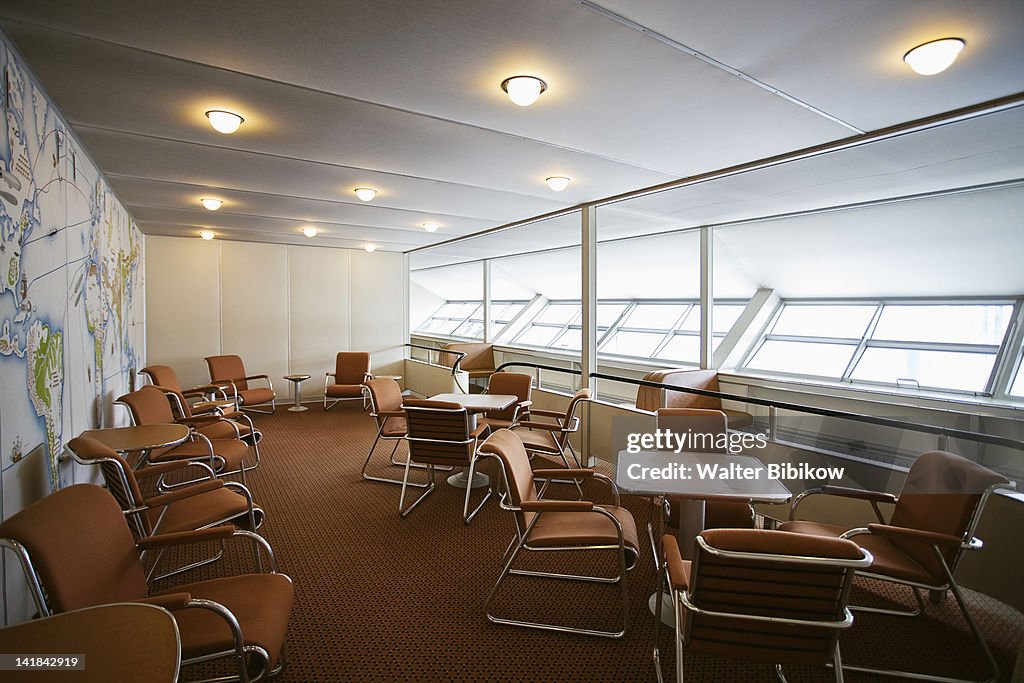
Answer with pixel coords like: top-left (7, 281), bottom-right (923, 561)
top-left (156, 403), bottom-right (1024, 682)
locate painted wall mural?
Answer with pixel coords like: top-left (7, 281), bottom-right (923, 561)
top-left (0, 32), bottom-right (144, 500)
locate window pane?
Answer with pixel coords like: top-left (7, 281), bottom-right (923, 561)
top-left (597, 303), bottom-right (628, 327)
top-left (491, 322), bottom-right (506, 338)
top-left (537, 303), bottom-right (579, 324)
top-left (747, 340), bottom-right (856, 377)
top-left (872, 305), bottom-right (1013, 345)
top-left (1010, 362), bottom-right (1024, 398)
top-left (600, 331), bottom-right (665, 358)
top-left (624, 304), bottom-right (687, 330)
top-left (678, 304), bottom-right (745, 333)
top-left (438, 302), bottom-right (480, 319)
top-left (552, 329), bottom-right (581, 351)
top-left (452, 320), bottom-right (483, 339)
top-left (515, 326), bottom-right (561, 347)
top-left (656, 335), bottom-right (700, 363)
top-left (771, 305), bottom-right (876, 339)
top-left (851, 348), bottom-right (996, 392)
top-left (418, 317), bottom-right (461, 335)
top-left (492, 302), bottom-right (525, 322)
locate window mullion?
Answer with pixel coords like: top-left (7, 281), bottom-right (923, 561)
top-left (841, 302), bottom-right (884, 381)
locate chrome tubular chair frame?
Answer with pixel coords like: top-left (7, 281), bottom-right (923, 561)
top-left (360, 394), bottom-right (430, 489)
top-left (653, 534), bottom-right (873, 683)
top-left (323, 372), bottom-right (372, 411)
top-left (483, 453), bottom-right (634, 639)
top-left (161, 387), bottom-right (263, 471)
top-left (398, 413), bottom-right (492, 523)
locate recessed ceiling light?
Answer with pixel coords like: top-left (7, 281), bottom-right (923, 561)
top-left (201, 198), bottom-right (223, 211)
top-left (545, 176), bottom-right (571, 191)
top-left (205, 110), bottom-right (244, 134)
top-left (500, 75), bottom-right (547, 106)
top-left (199, 230), bottom-right (216, 240)
top-left (903, 38), bottom-right (965, 75)
top-left (302, 226), bottom-right (318, 237)
top-left (354, 187), bottom-right (378, 202)
top-left (364, 244), bottom-right (376, 253)
top-left (422, 221), bottom-right (439, 232)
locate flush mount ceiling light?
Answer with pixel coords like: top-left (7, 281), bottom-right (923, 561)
top-left (199, 230), bottom-right (216, 240)
top-left (302, 226), bottom-right (318, 237)
top-left (903, 38), bottom-right (965, 75)
top-left (200, 198), bottom-right (223, 211)
top-left (422, 221), bottom-right (439, 233)
top-left (500, 75), bottom-right (547, 106)
top-left (545, 176), bottom-right (571, 191)
top-left (364, 244), bottom-right (376, 253)
top-left (354, 187), bottom-right (377, 202)
top-left (205, 110), bottom-right (244, 134)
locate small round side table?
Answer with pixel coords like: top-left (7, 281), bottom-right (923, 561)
top-left (284, 374), bottom-right (312, 412)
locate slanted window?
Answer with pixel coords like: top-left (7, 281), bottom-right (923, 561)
top-left (743, 301), bottom-right (1016, 394)
top-left (415, 300), bottom-right (528, 341)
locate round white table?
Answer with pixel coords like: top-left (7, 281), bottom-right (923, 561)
top-left (284, 374), bottom-right (311, 412)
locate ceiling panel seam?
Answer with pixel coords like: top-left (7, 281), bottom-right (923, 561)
top-left (578, 0), bottom-right (865, 134)
top-left (75, 123), bottom-right (611, 204)
top-left (0, 16), bottom-right (682, 177)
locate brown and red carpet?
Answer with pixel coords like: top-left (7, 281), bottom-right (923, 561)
top-left (156, 404), bottom-right (1023, 682)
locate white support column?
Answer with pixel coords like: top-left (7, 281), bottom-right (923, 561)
top-left (581, 205), bottom-right (597, 467)
top-left (482, 259), bottom-right (492, 343)
top-left (699, 226), bottom-right (714, 369)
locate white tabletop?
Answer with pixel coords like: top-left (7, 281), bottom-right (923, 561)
top-left (428, 393), bottom-right (517, 412)
top-left (615, 450), bottom-right (791, 503)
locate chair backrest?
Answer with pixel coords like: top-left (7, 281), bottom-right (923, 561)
top-left (365, 377), bottom-right (403, 428)
top-left (438, 343), bottom-right (494, 371)
top-left (140, 365), bottom-right (183, 393)
top-left (67, 436), bottom-right (151, 536)
top-left (656, 408), bottom-right (728, 453)
top-left (334, 352), bottom-right (370, 385)
top-left (684, 528), bottom-right (871, 667)
top-left (118, 385), bottom-right (177, 425)
top-left (889, 450), bottom-right (1009, 580)
top-left (485, 372), bottom-right (532, 421)
top-left (637, 369), bottom-right (723, 412)
top-left (0, 484), bottom-right (148, 614)
top-left (479, 429), bottom-right (540, 535)
top-left (403, 399), bottom-right (477, 466)
top-left (206, 354), bottom-right (248, 390)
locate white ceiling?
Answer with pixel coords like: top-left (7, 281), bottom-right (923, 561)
top-left (1, 0), bottom-right (1022, 251)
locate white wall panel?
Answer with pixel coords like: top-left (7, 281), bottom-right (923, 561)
top-left (145, 236), bottom-right (221, 390)
top-left (289, 246), bottom-right (350, 380)
top-left (351, 251), bottom-right (406, 375)
top-left (220, 242), bottom-right (289, 384)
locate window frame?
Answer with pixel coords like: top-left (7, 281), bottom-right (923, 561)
top-left (413, 299), bottom-right (529, 341)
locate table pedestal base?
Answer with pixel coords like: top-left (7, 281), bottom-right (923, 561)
top-left (447, 470), bottom-right (490, 489)
top-left (288, 404), bottom-right (308, 412)
top-left (649, 591), bottom-right (676, 628)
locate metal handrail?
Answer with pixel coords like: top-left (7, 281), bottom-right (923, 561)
top-left (494, 361), bottom-right (1024, 452)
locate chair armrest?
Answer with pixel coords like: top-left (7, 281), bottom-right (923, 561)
top-left (136, 460), bottom-right (196, 480)
top-left (820, 486), bottom-right (898, 504)
top-left (143, 479), bottom-right (224, 508)
top-left (244, 374), bottom-right (269, 382)
top-left (533, 468), bottom-right (596, 478)
top-left (521, 500), bottom-right (594, 512)
top-left (513, 420), bottom-right (562, 432)
top-left (137, 526), bottom-right (236, 551)
top-left (518, 400), bottom-right (533, 408)
top-left (864, 523), bottom-right (964, 548)
top-left (175, 413), bottom-right (232, 426)
top-left (136, 592), bottom-right (193, 611)
top-left (326, 372), bottom-right (336, 378)
top-left (379, 410), bottom-right (405, 418)
top-left (470, 424), bottom-right (489, 440)
top-left (662, 536), bottom-right (691, 590)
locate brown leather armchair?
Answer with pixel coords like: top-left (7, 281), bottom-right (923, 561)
top-left (479, 429), bottom-right (640, 638)
top-left (477, 371), bottom-right (533, 431)
top-left (653, 529), bottom-right (872, 683)
top-left (205, 355), bottom-right (276, 414)
top-left (0, 484), bottom-right (293, 683)
top-left (323, 352), bottom-right (371, 411)
top-left (399, 399), bottom-right (492, 522)
top-left (636, 369), bottom-right (753, 428)
top-left (779, 450), bottom-right (1011, 682)
top-left (67, 435), bottom-right (264, 581)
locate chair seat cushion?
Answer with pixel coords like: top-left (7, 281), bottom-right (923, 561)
top-left (152, 439), bottom-right (250, 473)
top-left (380, 415), bottom-right (407, 437)
top-left (478, 417), bottom-right (514, 431)
top-left (156, 573), bottom-right (293, 670)
top-left (326, 384), bottom-right (364, 399)
top-left (527, 504), bottom-right (640, 562)
top-left (511, 426), bottom-right (560, 453)
top-left (199, 419), bottom-right (254, 441)
top-left (778, 520), bottom-right (936, 585)
top-left (239, 388), bottom-right (275, 406)
top-left (146, 488), bottom-right (252, 535)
